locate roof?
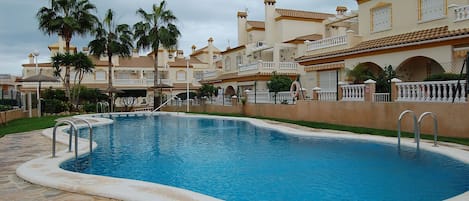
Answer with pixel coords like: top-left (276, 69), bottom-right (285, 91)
top-left (168, 57), bottom-right (205, 68)
top-left (284, 34), bottom-right (323, 44)
top-left (222, 45), bottom-right (246, 54)
top-left (275, 9), bottom-right (334, 21)
top-left (171, 83), bottom-right (200, 90)
top-left (247, 21), bottom-right (265, 29)
top-left (119, 56), bottom-right (154, 67)
top-left (297, 26), bottom-right (469, 63)
top-left (190, 46), bottom-right (222, 57)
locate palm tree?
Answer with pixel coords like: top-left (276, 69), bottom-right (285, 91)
top-left (134, 1), bottom-right (180, 110)
top-left (37, 0), bottom-right (98, 102)
top-left (89, 9), bottom-right (134, 112)
top-left (51, 52), bottom-right (94, 109)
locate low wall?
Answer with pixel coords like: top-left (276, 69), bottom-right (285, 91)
top-left (164, 101), bottom-right (469, 138)
top-left (0, 109), bottom-right (36, 124)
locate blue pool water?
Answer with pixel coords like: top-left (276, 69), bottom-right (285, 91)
top-left (61, 115), bottom-right (469, 201)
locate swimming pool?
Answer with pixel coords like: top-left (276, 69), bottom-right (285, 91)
top-left (61, 114), bottom-right (469, 201)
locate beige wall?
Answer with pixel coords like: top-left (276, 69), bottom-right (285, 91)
top-left (277, 20), bottom-right (324, 43)
top-left (358, 0), bottom-right (469, 40)
top-left (165, 101), bottom-right (469, 139)
top-left (0, 109), bottom-right (35, 124)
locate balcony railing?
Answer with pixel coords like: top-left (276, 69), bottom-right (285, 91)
top-left (454, 5), bottom-right (469, 22)
top-left (396, 80), bottom-right (467, 103)
top-left (239, 61), bottom-right (298, 73)
top-left (114, 78), bottom-right (171, 87)
top-left (203, 70), bottom-right (218, 79)
top-left (306, 35), bottom-right (347, 51)
top-left (341, 84), bottom-right (365, 101)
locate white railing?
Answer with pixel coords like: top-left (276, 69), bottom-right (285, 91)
top-left (373, 93), bottom-right (391, 102)
top-left (239, 62), bottom-right (259, 72)
top-left (114, 79), bottom-right (145, 85)
top-left (396, 80), bottom-right (467, 103)
top-left (239, 61), bottom-right (298, 72)
top-left (454, 5), bottom-right (469, 22)
top-left (318, 91), bottom-right (337, 101)
top-left (279, 62), bottom-right (298, 70)
top-left (246, 91), bottom-right (294, 104)
top-left (203, 70), bottom-right (218, 78)
top-left (306, 35), bottom-right (347, 51)
top-left (341, 84), bottom-right (365, 101)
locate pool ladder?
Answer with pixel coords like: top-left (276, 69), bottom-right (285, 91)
top-left (397, 110), bottom-right (438, 150)
top-left (52, 118), bottom-right (93, 160)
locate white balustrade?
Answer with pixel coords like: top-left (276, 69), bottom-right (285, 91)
top-left (203, 70), bottom-right (218, 78)
top-left (246, 91), bottom-right (294, 104)
top-left (373, 93), bottom-right (390, 102)
top-left (239, 62), bottom-right (259, 72)
top-left (396, 80), bottom-right (467, 103)
top-left (341, 84), bottom-right (365, 101)
top-left (279, 62), bottom-right (298, 70)
top-left (261, 61), bottom-right (276, 70)
top-left (318, 91), bottom-right (337, 101)
top-left (454, 5), bottom-right (469, 22)
top-left (306, 35), bottom-right (347, 51)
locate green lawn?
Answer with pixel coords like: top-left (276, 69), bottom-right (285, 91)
top-left (0, 115), bottom-right (70, 138)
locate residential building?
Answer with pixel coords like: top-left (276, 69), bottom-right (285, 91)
top-left (202, 0), bottom-right (335, 99)
top-left (20, 36), bottom-right (221, 108)
top-left (296, 0), bottom-right (469, 97)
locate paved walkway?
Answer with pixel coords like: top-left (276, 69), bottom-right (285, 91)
top-left (0, 130), bottom-right (118, 201)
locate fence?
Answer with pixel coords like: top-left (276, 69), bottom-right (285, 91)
top-left (395, 80), bottom-right (467, 103)
top-left (246, 91), bottom-right (294, 104)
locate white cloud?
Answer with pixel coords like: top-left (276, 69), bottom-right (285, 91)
top-left (0, 0), bottom-right (357, 75)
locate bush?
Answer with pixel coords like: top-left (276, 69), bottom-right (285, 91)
top-left (83, 103), bottom-right (96, 113)
top-left (0, 99), bottom-right (17, 106)
top-left (43, 99), bottom-right (67, 114)
top-left (0, 105), bottom-right (12, 111)
top-left (424, 73), bottom-right (466, 81)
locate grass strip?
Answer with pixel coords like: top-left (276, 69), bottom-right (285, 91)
top-left (0, 115), bottom-right (70, 138)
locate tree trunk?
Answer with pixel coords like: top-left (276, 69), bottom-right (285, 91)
top-left (153, 46), bottom-right (161, 110)
top-left (108, 51), bottom-right (114, 112)
top-left (65, 39), bottom-right (71, 110)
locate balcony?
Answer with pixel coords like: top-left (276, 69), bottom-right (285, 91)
top-left (114, 78), bottom-right (171, 87)
top-left (203, 70), bottom-right (219, 79)
top-left (454, 5), bottom-right (469, 22)
top-left (238, 61), bottom-right (298, 74)
top-left (306, 35), bottom-right (347, 51)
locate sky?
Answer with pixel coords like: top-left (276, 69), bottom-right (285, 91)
top-left (0, 0), bottom-right (357, 76)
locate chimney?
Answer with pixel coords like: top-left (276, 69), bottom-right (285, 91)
top-left (176, 50), bottom-right (184, 59)
top-left (208, 37), bottom-right (214, 68)
top-left (191, 45), bottom-right (197, 53)
top-left (264, 0), bottom-right (276, 45)
top-left (82, 47), bottom-right (89, 55)
top-left (237, 11), bottom-right (248, 45)
top-left (28, 53), bottom-right (34, 64)
top-left (336, 6), bottom-right (347, 15)
top-left (132, 48), bottom-right (139, 58)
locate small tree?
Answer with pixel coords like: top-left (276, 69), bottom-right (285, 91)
top-left (198, 84), bottom-right (217, 98)
top-left (267, 72), bottom-right (293, 104)
top-left (375, 65), bottom-right (397, 93)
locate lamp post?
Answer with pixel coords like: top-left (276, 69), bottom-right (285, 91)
top-left (185, 56), bottom-right (190, 112)
top-left (32, 50), bottom-right (40, 117)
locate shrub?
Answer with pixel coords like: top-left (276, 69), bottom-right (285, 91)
top-left (0, 105), bottom-right (12, 111)
top-left (43, 99), bottom-right (67, 114)
top-left (83, 103), bottom-right (96, 113)
top-left (424, 73), bottom-right (466, 81)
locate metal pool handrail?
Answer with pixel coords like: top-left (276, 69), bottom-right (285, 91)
top-left (397, 110), bottom-right (418, 148)
top-left (52, 118), bottom-right (93, 160)
top-left (417, 112), bottom-right (438, 147)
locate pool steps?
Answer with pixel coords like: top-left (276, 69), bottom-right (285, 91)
top-left (397, 110), bottom-right (438, 150)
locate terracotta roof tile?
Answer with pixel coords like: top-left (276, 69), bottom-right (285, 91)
top-left (119, 56), bottom-right (154, 67)
top-left (276, 9), bottom-right (334, 20)
top-left (297, 26), bottom-right (469, 62)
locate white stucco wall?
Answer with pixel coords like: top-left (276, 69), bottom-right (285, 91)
top-left (277, 20), bottom-right (324, 42)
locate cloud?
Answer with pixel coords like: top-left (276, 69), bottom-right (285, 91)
top-left (0, 0), bottom-right (357, 76)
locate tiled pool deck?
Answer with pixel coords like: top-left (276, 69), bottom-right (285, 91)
top-left (0, 130), bottom-right (118, 201)
top-left (3, 113), bottom-right (469, 200)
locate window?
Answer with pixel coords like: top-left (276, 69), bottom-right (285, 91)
top-left (236, 55), bottom-right (243, 69)
top-left (176, 70), bottom-right (186, 81)
top-left (95, 71), bottom-right (106, 80)
top-left (419, 0), bottom-right (446, 22)
top-left (319, 70), bottom-right (337, 92)
top-left (372, 5), bottom-right (391, 32)
top-left (224, 56), bottom-right (231, 71)
top-left (194, 71), bottom-right (204, 80)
